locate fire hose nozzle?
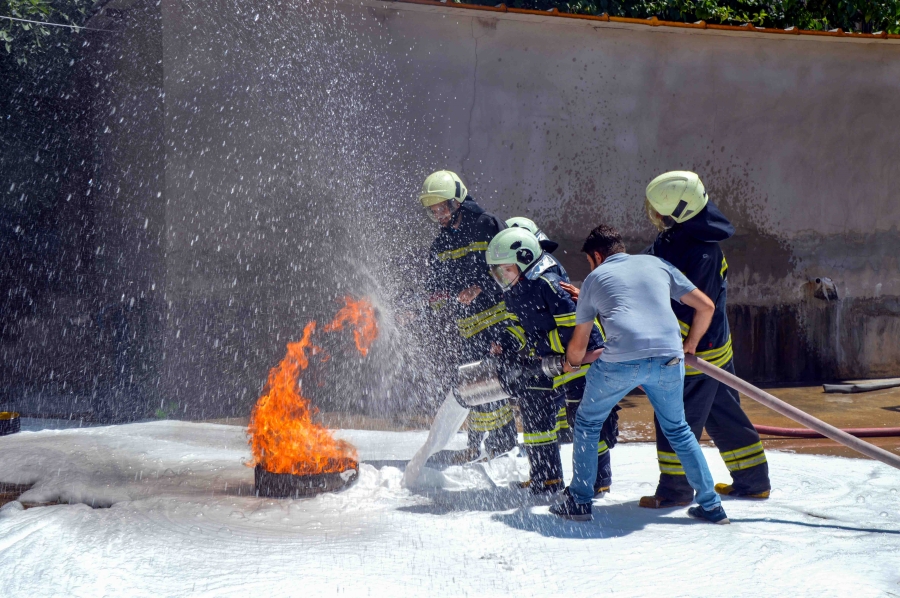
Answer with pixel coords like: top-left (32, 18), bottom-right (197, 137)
top-left (540, 355), bottom-right (566, 378)
top-left (454, 359), bottom-right (511, 408)
top-left (540, 350), bottom-right (603, 377)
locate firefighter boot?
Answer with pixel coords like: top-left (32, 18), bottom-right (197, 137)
top-left (714, 483), bottom-right (770, 499)
top-left (521, 442), bottom-right (565, 496)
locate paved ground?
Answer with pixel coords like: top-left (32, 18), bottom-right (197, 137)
top-left (4, 423), bottom-right (899, 598)
top-left (208, 383), bottom-right (900, 460)
top-left (616, 384), bottom-right (900, 458)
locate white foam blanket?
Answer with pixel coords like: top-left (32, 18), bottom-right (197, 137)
top-left (1, 421), bottom-right (899, 597)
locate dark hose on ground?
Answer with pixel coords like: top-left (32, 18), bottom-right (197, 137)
top-left (684, 355), bottom-right (900, 471)
top-left (753, 425), bottom-right (900, 438)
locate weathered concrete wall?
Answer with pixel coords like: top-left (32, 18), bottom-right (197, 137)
top-left (351, 2), bottom-right (900, 383)
top-left (0, 0), bottom-right (166, 420)
top-left (8, 0), bottom-right (898, 421)
top-left (142, 0), bottom-right (900, 414)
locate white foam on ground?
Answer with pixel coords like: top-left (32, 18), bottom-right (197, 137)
top-left (1, 421), bottom-right (899, 597)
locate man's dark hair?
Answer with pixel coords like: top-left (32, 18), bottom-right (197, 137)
top-left (581, 225), bottom-right (626, 259)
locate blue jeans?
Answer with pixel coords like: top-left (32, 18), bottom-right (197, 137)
top-left (570, 356), bottom-right (721, 511)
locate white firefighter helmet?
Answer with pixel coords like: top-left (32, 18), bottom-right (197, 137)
top-left (645, 171), bottom-right (709, 224)
top-left (506, 216), bottom-right (558, 253)
top-left (505, 216), bottom-right (540, 235)
top-left (419, 170), bottom-right (468, 208)
top-left (486, 228), bottom-right (542, 291)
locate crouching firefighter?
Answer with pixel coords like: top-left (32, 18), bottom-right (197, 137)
top-left (486, 227), bottom-right (619, 496)
top-left (505, 216), bottom-right (572, 444)
top-left (419, 170), bottom-right (518, 462)
top-left (641, 171), bottom-right (771, 508)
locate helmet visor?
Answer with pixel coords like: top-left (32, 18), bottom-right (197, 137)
top-left (424, 199), bottom-right (457, 225)
top-left (645, 198), bottom-right (674, 232)
top-left (489, 264), bottom-right (521, 292)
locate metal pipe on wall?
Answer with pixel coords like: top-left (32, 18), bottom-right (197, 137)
top-left (684, 355), bottom-right (900, 471)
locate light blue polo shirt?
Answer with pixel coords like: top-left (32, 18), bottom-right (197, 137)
top-left (575, 253), bottom-right (696, 362)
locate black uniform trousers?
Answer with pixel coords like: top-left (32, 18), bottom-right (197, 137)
top-left (654, 360), bottom-right (771, 502)
top-left (517, 376), bottom-right (618, 489)
top-left (459, 331), bottom-right (518, 458)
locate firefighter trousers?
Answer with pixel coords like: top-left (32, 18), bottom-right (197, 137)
top-left (458, 329), bottom-right (518, 458)
top-left (519, 378), bottom-right (618, 489)
top-left (654, 360), bottom-right (771, 502)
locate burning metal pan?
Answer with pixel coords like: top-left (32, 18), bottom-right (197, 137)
top-left (0, 412), bottom-right (20, 436)
top-left (254, 462), bottom-right (359, 498)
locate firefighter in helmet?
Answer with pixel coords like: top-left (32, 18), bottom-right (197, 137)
top-left (505, 216), bottom-right (574, 443)
top-left (486, 227), bottom-right (619, 495)
top-left (640, 170), bottom-right (771, 507)
top-left (419, 170), bottom-right (518, 461)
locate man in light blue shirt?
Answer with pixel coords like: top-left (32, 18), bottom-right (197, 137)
top-left (549, 225), bottom-right (729, 524)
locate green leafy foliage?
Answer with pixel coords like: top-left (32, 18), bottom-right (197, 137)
top-left (155, 402), bottom-right (181, 420)
top-left (1, 0), bottom-right (93, 65)
top-left (460, 0), bottom-right (900, 33)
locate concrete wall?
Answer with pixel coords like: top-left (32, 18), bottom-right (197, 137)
top-left (121, 0), bottom-right (900, 413)
top-left (8, 0), bottom-right (898, 421)
top-left (363, 2), bottom-right (900, 383)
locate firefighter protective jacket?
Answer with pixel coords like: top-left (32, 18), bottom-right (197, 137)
top-left (503, 255), bottom-right (605, 390)
top-left (425, 197), bottom-right (512, 340)
top-left (648, 199), bottom-right (734, 375)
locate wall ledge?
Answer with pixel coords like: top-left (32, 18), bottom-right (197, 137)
top-left (383, 0), bottom-right (900, 44)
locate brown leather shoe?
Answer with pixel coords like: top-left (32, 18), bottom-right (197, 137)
top-left (638, 495), bottom-right (692, 509)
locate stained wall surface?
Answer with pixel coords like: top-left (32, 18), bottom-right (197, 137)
top-left (6, 0), bottom-right (897, 421)
top-left (131, 0), bottom-right (900, 415)
top-left (360, 4), bottom-right (900, 382)
top-left (347, 2), bottom-right (900, 383)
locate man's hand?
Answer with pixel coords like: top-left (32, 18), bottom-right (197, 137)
top-left (679, 289), bottom-right (715, 355)
top-left (683, 337), bottom-right (700, 356)
top-left (564, 321), bottom-right (594, 372)
top-left (558, 281), bottom-right (580, 301)
top-left (458, 285), bottom-right (482, 305)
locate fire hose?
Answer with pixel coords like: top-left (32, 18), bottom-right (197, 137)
top-left (685, 355), bottom-right (900, 471)
top-left (403, 354), bottom-right (900, 488)
top-left (753, 425), bottom-right (900, 439)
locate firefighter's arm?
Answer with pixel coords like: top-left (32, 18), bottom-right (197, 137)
top-left (680, 289), bottom-right (715, 355)
top-left (423, 249), bottom-right (455, 311)
top-left (542, 278), bottom-right (579, 353)
top-left (459, 214), bottom-right (502, 303)
top-left (501, 324), bottom-right (529, 356)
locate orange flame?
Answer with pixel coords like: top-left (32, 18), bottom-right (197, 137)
top-left (324, 296), bottom-right (379, 357)
top-left (247, 297), bottom-right (378, 475)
